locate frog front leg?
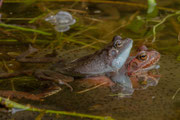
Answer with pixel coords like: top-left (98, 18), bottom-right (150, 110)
top-left (110, 74), bottom-right (134, 96)
top-left (130, 72), bottom-right (161, 90)
top-left (108, 66), bottom-right (134, 96)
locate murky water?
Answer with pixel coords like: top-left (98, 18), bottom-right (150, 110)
top-left (0, 0), bottom-right (179, 120)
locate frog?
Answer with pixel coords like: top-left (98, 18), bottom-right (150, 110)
top-left (126, 45), bottom-right (161, 90)
top-left (126, 45), bottom-right (160, 76)
top-left (79, 45), bottom-right (161, 95)
top-left (33, 35), bottom-right (133, 90)
top-left (0, 35), bottom-right (133, 99)
top-left (50, 35), bottom-right (133, 77)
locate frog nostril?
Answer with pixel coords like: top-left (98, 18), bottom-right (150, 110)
top-left (131, 62), bottom-right (138, 70)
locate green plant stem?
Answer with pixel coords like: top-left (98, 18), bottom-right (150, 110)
top-left (28, 13), bottom-right (47, 24)
top-left (172, 88), bottom-right (180, 100)
top-left (0, 97), bottom-right (114, 120)
top-left (152, 11), bottom-right (180, 42)
top-left (67, 38), bottom-right (100, 49)
top-left (1, 18), bottom-right (33, 20)
top-left (0, 39), bottom-right (51, 43)
top-left (0, 23), bottom-right (51, 35)
top-left (4, 0), bottom-right (178, 12)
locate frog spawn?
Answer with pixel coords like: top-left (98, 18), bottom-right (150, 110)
top-left (45, 11), bottom-right (76, 32)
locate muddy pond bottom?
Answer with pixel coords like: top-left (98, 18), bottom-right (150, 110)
top-left (0, 55), bottom-right (179, 120)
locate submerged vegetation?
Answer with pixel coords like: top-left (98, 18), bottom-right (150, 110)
top-left (0, 22), bottom-right (51, 35)
top-left (0, 96), bottom-right (114, 120)
top-left (0, 0), bottom-right (179, 120)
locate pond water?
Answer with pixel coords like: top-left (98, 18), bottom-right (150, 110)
top-left (0, 0), bottom-right (179, 120)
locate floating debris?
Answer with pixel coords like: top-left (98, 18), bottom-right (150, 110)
top-left (45, 11), bottom-right (76, 32)
top-left (94, 10), bottom-right (101, 14)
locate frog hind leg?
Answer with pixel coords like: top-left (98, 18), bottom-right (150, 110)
top-left (76, 76), bottom-right (115, 94)
top-left (16, 45), bottom-right (58, 63)
top-left (0, 84), bottom-right (62, 101)
top-left (79, 76), bottom-right (115, 87)
top-left (0, 70), bottom-right (34, 78)
top-left (34, 69), bottom-right (74, 91)
top-left (35, 84), bottom-right (62, 98)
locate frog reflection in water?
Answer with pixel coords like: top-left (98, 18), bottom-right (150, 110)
top-left (0, 36), bottom-right (133, 98)
top-left (81, 45), bottom-right (160, 95)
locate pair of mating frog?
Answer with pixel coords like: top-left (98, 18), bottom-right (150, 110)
top-left (0, 36), bottom-right (160, 99)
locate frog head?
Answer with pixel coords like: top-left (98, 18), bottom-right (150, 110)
top-left (108, 36), bottom-right (133, 71)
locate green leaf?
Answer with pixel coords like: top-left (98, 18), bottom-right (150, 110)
top-left (147, 0), bottom-right (157, 13)
top-left (177, 16), bottom-right (180, 22)
top-left (147, 0), bottom-right (158, 18)
top-left (126, 16), bottom-right (145, 33)
top-left (177, 55), bottom-right (180, 61)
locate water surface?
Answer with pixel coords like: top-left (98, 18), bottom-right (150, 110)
top-left (0, 0), bottom-right (179, 120)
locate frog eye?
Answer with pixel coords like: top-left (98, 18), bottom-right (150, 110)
top-left (137, 52), bottom-right (147, 61)
top-left (114, 40), bottom-right (122, 48)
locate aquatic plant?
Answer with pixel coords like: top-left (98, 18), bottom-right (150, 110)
top-left (0, 96), bottom-right (114, 120)
top-left (147, 0), bottom-right (158, 18)
top-left (152, 11), bottom-right (180, 42)
top-left (0, 23), bottom-right (51, 35)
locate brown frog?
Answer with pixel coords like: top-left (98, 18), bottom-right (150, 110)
top-left (127, 45), bottom-right (161, 90)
